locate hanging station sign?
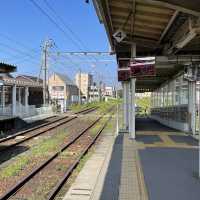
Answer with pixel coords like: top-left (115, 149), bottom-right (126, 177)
top-left (118, 58), bottom-right (156, 81)
top-left (129, 60), bottom-right (156, 77)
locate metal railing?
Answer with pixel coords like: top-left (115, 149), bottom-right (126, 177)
top-left (0, 104), bottom-right (53, 119)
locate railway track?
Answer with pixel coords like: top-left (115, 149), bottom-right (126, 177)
top-left (0, 106), bottom-right (98, 153)
top-left (0, 108), bottom-right (113, 200)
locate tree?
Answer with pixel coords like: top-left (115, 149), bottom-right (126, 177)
top-left (136, 96), bottom-right (151, 115)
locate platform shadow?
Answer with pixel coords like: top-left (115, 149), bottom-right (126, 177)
top-left (0, 145), bottom-right (29, 165)
top-left (99, 134), bottom-right (123, 200)
top-left (0, 117), bottom-right (53, 140)
top-left (136, 117), bottom-right (177, 132)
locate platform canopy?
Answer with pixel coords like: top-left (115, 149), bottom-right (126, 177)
top-left (0, 63), bottom-right (16, 73)
top-left (93, 0), bottom-right (200, 91)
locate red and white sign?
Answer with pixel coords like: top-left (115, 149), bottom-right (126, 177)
top-left (117, 58), bottom-right (156, 81)
top-left (129, 61), bottom-right (156, 77)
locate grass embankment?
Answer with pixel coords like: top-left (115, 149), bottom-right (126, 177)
top-left (70, 99), bottom-right (120, 114)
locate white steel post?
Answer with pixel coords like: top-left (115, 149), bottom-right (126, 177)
top-left (123, 81), bottom-right (129, 131)
top-left (122, 82), bottom-right (126, 129)
top-left (25, 87), bottom-right (29, 114)
top-left (198, 81), bottom-right (200, 178)
top-left (129, 78), bottom-right (136, 139)
top-left (18, 87), bottom-right (22, 113)
top-left (116, 86), bottom-right (119, 136)
top-left (2, 86), bottom-right (5, 114)
top-left (188, 81), bottom-right (196, 135)
top-left (172, 80), bottom-right (176, 106)
top-left (126, 82), bottom-right (129, 131)
top-left (129, 43), bottom-right (136, 139)
top-left (12, 85), bottom-right (16, 116)
top-left (128, 81), bottom-right (131, 134)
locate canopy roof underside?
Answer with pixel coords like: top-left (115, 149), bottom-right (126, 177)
top-left (93, 0), bottom-right (200, 92)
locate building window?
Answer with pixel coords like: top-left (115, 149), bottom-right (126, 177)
top-left (52, 86), bottom-right (64, 91)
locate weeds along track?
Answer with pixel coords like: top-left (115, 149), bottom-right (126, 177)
top-left (0, 107), bottom-right (114, 200)
top-left (0, 107), bottom-right (98, 153)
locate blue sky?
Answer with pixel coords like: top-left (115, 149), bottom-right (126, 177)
top-left (0, 0), bottom-right (117, 85)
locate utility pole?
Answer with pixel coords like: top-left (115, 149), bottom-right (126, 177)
top-left (42, 39), bottom-right (54, 105)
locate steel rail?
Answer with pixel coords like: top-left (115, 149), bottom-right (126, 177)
top-left (0, 107), bottom-right (98, 153)
top-left (0, 106), bottom-right (97, 144)
top-left (0, 107), bottom-right (112, 200)
top-left (47, 113), bottom-right (113, 200)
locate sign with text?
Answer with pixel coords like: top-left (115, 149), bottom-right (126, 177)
top-left (113, 29), bottom-right (126, 43)
top-left (129, 61), bottom-right (156, 77)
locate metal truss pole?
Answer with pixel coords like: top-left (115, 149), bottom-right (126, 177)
top-left (42, 39), bottom-right (54, 105)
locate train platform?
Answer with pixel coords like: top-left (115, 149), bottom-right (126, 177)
top-left (23, 113), bottom-right (55, 123)
top-left (63, 117), bottom-right (200, 200)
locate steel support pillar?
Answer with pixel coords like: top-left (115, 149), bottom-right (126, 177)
top-left (18, 87), bottom-right (22, 112)
top-left (129, 78), bottom-right (136, 139)
top-left (172, 80), bottom-right (176, 106)
top-left (25, 87), bottom-right (29, 114)
top-left (188, 81), bottom-right (196, 135)
top-left (12, 85), bottom-right (16, 116)
top-left (122, 81), bottom-right (129, 131)
top-left (122, 82), bottom-right (126, 129)
top-left (1, 86), bottom-right (5, 113)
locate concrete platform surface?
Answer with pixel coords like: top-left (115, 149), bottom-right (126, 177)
top-left (63, 133), bottom-right (142, 200)
top-left (23, 113), bottom-right (55, 123)
top-left (63, 117), bottom-right (200, 200)
top-left (0, 116), bottom-right (16, 121)
top-left (136, 117), bottom-right (200, 200)
top-left (63, 133), bottom-right (115, 200)
top-left (139, 148), bottom-right (200, 200)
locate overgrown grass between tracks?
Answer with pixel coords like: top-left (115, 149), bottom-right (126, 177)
top-left (0, 128), bottom-right (69, 179)
top-left (70, 99), bottom-right (119, 114)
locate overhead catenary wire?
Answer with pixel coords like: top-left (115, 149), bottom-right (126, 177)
top-left (0, 42), bottom-right (40, 65)
top-left (28, 1), bottom-right (116, 85)
top-left (42, 0), bottom-right (101, 64)
top-left (29, 0), bottom-right (84, 51)
top-left (0, 32), bottom-right (42, 76)
top-left (0, 33), bottom-right (40, 55)
top-left (43, 0), bottom-right (88, 50)
top-left (30, 0), bottom-right (100, 66)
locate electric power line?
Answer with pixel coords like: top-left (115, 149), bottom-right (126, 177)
top-left (29, 0), bottom-right (84, 50)
top-left (43, 0), bottom-right (88, 50)
top-left (0, 33), bottom-right (40, 56)
top-left (30, 0), bottom-right (100, 66)
top-left (0, 42), bottom-right (40, 65)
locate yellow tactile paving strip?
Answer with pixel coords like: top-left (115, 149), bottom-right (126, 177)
top-left (135, 129), bottom-right (199, 200)
top-left (136, 131), bottom-right (198, 149)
